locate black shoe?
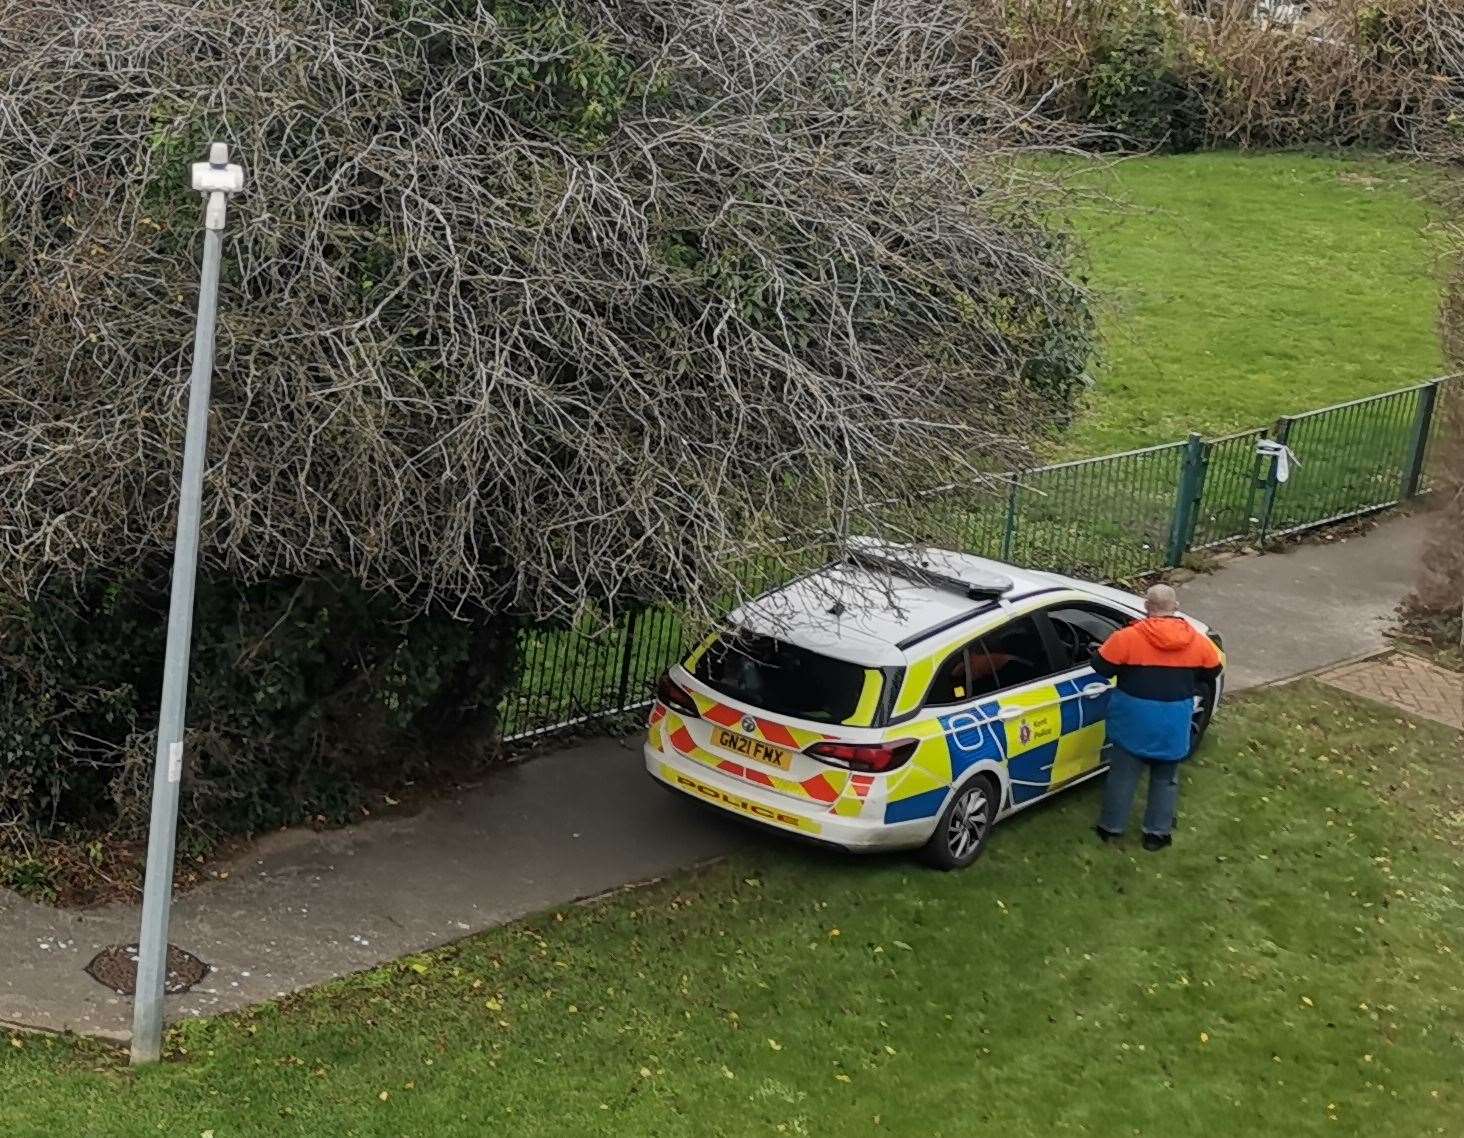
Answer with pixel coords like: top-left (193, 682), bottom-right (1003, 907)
top-left (1142, 833), bottom-right (1172, 852)
top-left (1094, 825), bottom-right (1121, 843)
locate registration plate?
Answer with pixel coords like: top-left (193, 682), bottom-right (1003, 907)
top-left (714, 728), bottom-right (793, 771)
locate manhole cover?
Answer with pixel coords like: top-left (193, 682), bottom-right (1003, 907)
top-left (84, 944), bottom-right (210, 995)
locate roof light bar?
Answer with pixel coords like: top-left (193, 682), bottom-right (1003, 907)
top-left (844, 538), bottom-right (1014, 601)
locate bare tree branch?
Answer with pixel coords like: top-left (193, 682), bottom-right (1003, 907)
top-left (0, 0), bottom-right (1096, 627)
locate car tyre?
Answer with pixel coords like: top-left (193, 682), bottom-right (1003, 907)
top-left (918, 774), bottom-right (998, 871)
top-left (1189, 680), bottom-right (1217, 756)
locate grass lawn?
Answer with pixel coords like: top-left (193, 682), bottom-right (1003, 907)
top-left (1060, 152), bottom-right (1447, 456)
top-left (6, 683), bottom-right (1462, 1137)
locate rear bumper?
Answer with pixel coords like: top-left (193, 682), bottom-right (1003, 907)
top-left (645, 743), bottom-right (934, 853)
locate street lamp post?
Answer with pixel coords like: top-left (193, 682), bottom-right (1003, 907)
top-left (130, 142), bottom-right (245, 1067)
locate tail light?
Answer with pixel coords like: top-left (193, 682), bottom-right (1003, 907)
top-left (655, 673), bottom-right (701, 718)
top-left (805, 739), bottom-right (917, 773)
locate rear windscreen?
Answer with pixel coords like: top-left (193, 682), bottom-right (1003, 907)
top-left (691, 632), bottom-right (876, 725)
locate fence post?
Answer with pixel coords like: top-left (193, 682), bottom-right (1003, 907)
top-left (1166, 433), bottom-right (1209, 568)
top-left (1402, 380), bottom-right (1442, 499)
top-left (1000, 477), bottom-right (1021, 562)
top-left (1257, 416), bottom-right (1294, 545)
top-left (614, 606), bottom-right (642, 711)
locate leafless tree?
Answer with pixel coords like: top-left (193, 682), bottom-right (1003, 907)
top-left (0, 0), bottom-right (1096, 631)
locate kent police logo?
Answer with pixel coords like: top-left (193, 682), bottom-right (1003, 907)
top-left (1019, 720), bottom-right (1032, 746)
top-left (741, 715), bottom-right (757, 734)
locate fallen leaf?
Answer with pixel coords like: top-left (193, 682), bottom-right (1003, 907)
top-left (835, 1073), bottom-right (851, 1083)
top-left (1200, 1032), bottom-right (1210, 1044)
top-left (768, 1039), bottom-right (783, 1051)
top-left (378, 1091), bottom-right (390, 1102)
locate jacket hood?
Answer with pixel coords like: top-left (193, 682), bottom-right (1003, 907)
top-left (1136, 616), bottom-right (1200, 652)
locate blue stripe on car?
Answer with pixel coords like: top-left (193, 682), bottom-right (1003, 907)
top-left (884, 787), bottom-right (947, 823)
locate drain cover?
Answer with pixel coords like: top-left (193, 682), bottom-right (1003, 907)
top-left (85, 944), bottom-right (210, 995)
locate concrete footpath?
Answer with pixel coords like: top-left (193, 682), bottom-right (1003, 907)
top-left (0, 512), bottom-right (1430, 1042)
top-left (1174, 513), bottom-right (1428, 690)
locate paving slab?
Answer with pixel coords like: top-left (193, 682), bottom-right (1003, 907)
top-left (1317, 651), bottom-right (1463, 729)
top-left (0, 510), bottom-right (1434, 1042)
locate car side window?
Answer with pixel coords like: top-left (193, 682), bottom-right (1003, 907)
top-left (969, 615), bottom-right (1053, 695)
top-left (1043, 604), bottom-right (1129, 670)
top-left (924, 647), bottom-right (972, 707)
top-left (920, 612), bottom-right (1091, 711)
top-left (920, 616), bottom-right (1054, 709)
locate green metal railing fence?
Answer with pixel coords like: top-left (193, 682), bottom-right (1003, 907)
top-left (498, 375), bottom-right (1457, 742)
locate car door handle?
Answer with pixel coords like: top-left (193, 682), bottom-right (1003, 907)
top-left (997, 707), bottom-right (1025, 721)
top-left (1082, 683), bottom-right (1111, 698)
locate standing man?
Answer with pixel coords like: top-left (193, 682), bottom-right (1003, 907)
top-left (1092, 584), bottom-right (1223, 851)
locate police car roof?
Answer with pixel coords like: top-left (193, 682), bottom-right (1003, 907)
top-left (727, 544), bottom-right (1070, 668)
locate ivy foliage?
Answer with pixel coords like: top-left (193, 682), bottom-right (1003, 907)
top-left (0, 575), bottom-right (520, 858)
top-left (1086, 0), bottom-right (1205, 151)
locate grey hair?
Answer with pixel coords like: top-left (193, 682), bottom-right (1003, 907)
top-left (1144, 583), bottom-right (1180, 615)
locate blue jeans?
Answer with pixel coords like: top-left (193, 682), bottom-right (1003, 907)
top-left (1098, 745), bottom-right (1181, 837)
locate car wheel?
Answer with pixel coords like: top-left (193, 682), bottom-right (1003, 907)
top-left (1189, 681), bottom-right (1216, 756)
top-left (918, 774), bottom-right (998, 871)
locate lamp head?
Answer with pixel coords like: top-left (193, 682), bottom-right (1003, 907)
top-left (191, 143), bottom-right (244, 194)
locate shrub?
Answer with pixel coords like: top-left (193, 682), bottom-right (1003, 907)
top-left (1405, 381), bottom-right (1463, 651)
top-left (0, 574), bottom-right (522, 854)
top-left (1086, 0), bottom-right (1205, 150)
top-left (974, 0), bottom-right (1461, 154)
top-left (1407, 195), bottom-right (1464, 651)
top-left (0, 0), bottom-right (1093, 621)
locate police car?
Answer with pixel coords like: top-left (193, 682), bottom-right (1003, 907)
top-left (645, 539), bottom-right (1224, 869)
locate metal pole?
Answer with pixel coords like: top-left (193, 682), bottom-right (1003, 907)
top-left (1256, 417), bottom-right (1294, 547)
top-left (1166, 433), bottom-right (1207, 568)
top-left (1000, 476), bottom-right (1021, 562)
top-left (1401, 379), bottom-right (1442, 500)
top-left (130, 143), bottom-right (244, 1066)
top-left (614, 606), bottom-right (643, 713)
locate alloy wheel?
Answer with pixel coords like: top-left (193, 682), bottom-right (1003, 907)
top-left (947, 784), bottom-right (990, 860)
